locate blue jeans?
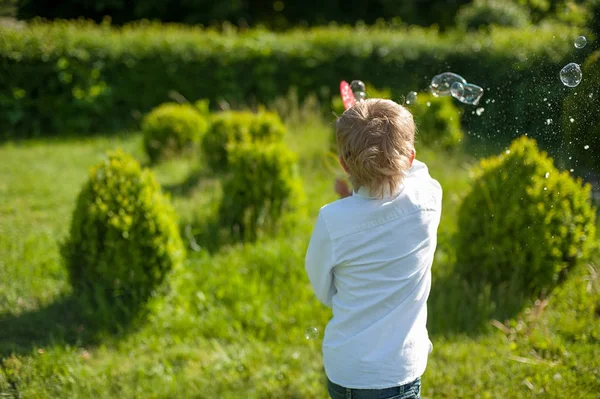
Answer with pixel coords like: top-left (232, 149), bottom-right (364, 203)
top-left (327, 377), bottom-right (421, 399)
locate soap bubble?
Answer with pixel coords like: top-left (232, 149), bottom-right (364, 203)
top-left (350, 80), bottom-right (366, 93)
top-left (406, 91), bottom-right (418, 104)
top-left (354, 91), bottom-right (367, 102)
top-left (458, 84), bottom-right (484, 105)
top-left (574, 36), bottom-right (587, 49)
top-left (584, 145), bottom-right (590, 150)
top-left (305, 326), bottom-right (319, 340)
top-left (560, 63), bottom-right (582, 87)
top-left (476, 107), bottom-right (484, 116)
top-left (430, 72), bottom-right (467, 97)
top-left (450, 82), bottom-right (464, 98)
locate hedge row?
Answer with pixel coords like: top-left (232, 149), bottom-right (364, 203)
top-left (0, 21), bottom-right (584, 139)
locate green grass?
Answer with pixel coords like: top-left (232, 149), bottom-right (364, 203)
top-left (0, 107), bottom-right (599, 398)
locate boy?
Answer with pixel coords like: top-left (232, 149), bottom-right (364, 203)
top-left (305, 99), bottom-right (442, 399)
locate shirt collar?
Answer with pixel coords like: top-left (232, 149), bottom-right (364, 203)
top-left (353, 184), bottom-right (404, 200)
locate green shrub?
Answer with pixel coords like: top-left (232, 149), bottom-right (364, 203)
top-left (0, 21), bottom-right (579, 141)
top-left (61, 150), bottom-right (185, 321)
top-left (219, 141), bottom-right (305, 241)
top-left (203, 110), bottom-right (285, 171)
top-left (456, 0), bottom-right (531, 30)
top-left (410, 93), bottom-right (463, 149)
top-left (456, 136), bottom-right (596, 297)
top-left (142, 102), bottom-right (209, 163)
top-left (562, 50), bottom-right (600, 173)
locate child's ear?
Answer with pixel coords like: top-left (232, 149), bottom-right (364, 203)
top-left (409, 148), bottom-right (416, 167)
top-left (339, 155), bottom-right (351, 174)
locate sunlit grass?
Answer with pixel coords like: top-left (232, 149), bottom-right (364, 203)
top-left (0, 104), bottom-right (599, 398)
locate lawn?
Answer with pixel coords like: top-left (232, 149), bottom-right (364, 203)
top-left (0, 104), bottom-right (599, 398)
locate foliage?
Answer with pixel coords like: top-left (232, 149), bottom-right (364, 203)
top-left (219, 140), bottom-right (305, 241)
top-left (0, 21), bottom-right (580, 140)
top-left (61, 150), bottom-right (185, 322)
top-left (141, 102), bottom-right (209, 163)
top-left (455, 0), bottom-right (531, 31)
top-left (410, 93), bottom-right (463, 149)
top-left (517, 0), bottom-right (593, 26)
top-left (456, 136), bottom-right (596, 298)
top-left (562, 50), bottom-right (600, 173)
top-left (17, 0), bottom-right (468, 29)
top-left (202, 110), bottom-right (286, 171)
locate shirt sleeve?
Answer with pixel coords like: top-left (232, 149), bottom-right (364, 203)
top-left (305, 211), bottom-right (336, 307)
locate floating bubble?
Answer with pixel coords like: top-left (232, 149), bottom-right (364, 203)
top-left (430, 72), bottom-right (467, 97)
top-left (476, 107), bottom-right (484, 116)
top-left (426, 101), bottom-right (431, 107)
top-left (560, 63), bottom-right (582, 87)
top-left (584, 145), bottom-right (590, 150)
top-left (354, 91), bottom-right (367, 102)
top-left (574, 36), bottom-right (587, 49)
top-left (350, 80), bottom-right (366, 93)
top-left (570, 117), bottom-right (575, 123)
top-left (406, 91), bottom-right (418, 104)
top-left (545, 172), bottom-right (550, 178)
top-left (458, 83), bottom-right (484, 105)
top-left (545, 119), bottom-right (553, 125)
top-left (450, 82), bottom-right (465, 99)
top-left (305, 326), bottom-right (319, 340)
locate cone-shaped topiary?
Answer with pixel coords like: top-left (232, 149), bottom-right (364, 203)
top-left (411, 93), bottom-right (463, 149)
top-left (62, 150), bottom-right (185, 321)
top-left (456, 136), bottom-right (596, 296)
top-left (142, 102), bottom-right (209, 163)
top-left (219, 141), bottom-right (305, 241)
top-left (202, 110), bottom-right (286, 172)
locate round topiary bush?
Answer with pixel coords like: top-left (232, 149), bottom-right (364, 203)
top-left (62, 150), bottom-right (185, 321)
top-left (202, 110), bottom-right (286, 172)
top-left (562, 50), bottom-right (600, 174)
top-left (411, 93), bottom-right (463, 149)
top-left (456, 136), bottom-right (596, 296)
top-left (455, 0), bottom-right (531, 31)
top-left (142, 102), bottom-right (209, 163)
top-left (219, 141), bottom-right (305, 241)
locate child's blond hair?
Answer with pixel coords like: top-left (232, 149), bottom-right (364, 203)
top-left (336, 99), bottom-right (415, 199)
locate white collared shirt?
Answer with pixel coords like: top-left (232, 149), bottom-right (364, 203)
top-left (305, 159), bottom-right (442, 389)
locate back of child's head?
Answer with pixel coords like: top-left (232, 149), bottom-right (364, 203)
top-left (335, 99), bottom-right (415, 198)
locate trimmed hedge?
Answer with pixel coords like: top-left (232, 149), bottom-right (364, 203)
top-left (219, 141), bottom-right (305, 241)
top-left (0, 21), bottom-right (581, 142)
top-left (411, 93), bottom-right (463, 149)
top-left (142, 102), bottom-right (209, 163)
top-left (455, 0), bottom-right (531, 31)
top-left (203, 110), bottom-right (286, 171)
top-left (456, 136), bottom-right (596, 297)
top-left (62, 150), bottom-right (185, 322)
top-left (562, 50), bottom-right (600, 173)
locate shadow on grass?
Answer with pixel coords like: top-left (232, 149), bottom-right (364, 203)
top-left (0, 294), bottom-right (141, 358)
top-left (427, 271), bottom-right (533, 337)
top-left (426, 236), bottom-right (535, 337)
top-left (0, 296), bottom-right (91, 357)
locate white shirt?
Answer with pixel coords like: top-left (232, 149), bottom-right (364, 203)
top-left (305, 159), bottom-right (442, 389)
